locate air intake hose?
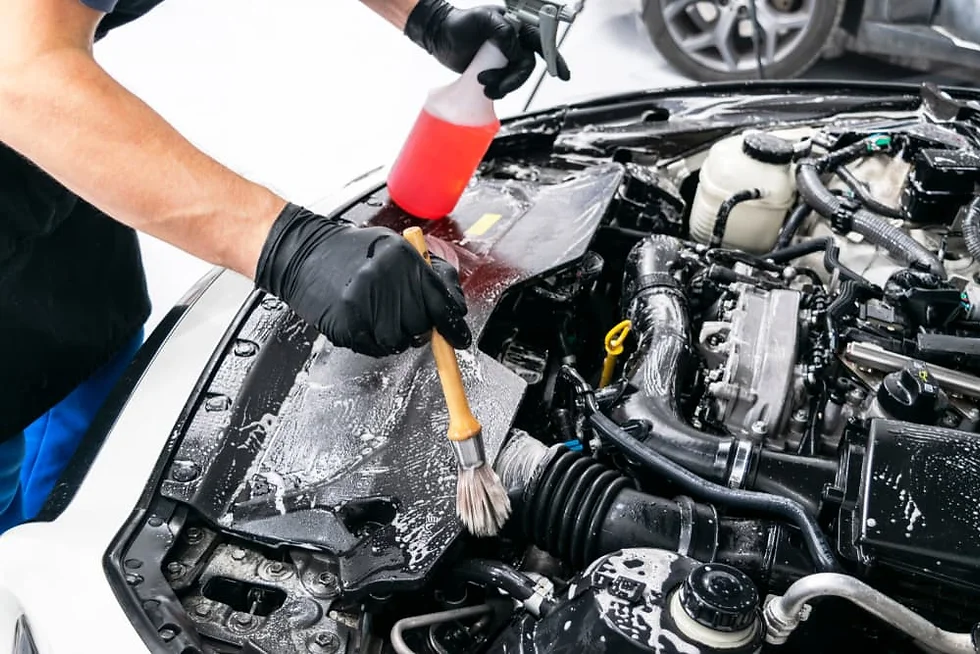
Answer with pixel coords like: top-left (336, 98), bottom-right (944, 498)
top-left (795, 140), bottom-right (944, 278)
top-left (612, 235), bottom-right (737, 482)
top-left (496, 433), bottom-right (816, 584)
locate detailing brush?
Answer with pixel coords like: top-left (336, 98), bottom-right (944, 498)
top-left (403, 227), bottom-right (511, 537)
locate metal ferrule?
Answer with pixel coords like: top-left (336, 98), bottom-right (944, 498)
top-left (452, 437), bottom-right (487, 471)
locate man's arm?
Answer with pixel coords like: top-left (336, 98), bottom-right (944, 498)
top-left (0, 0), bottom-right (283, 278)
top-left (359, 0), bottom-right (420, 30)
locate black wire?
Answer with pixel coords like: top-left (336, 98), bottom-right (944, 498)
top-left (767, 237), bottom-right (868, 286)
top-left (712, 189), bottom-right (763, 247)
top-left (775, 203), bottom-right (813, 250)
top-left (835, 166), bottom-right (906, 220)
top-left (558, 366), bottom-right (842, 574)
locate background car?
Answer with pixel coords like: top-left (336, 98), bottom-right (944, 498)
top-left (642, 0), bottom-right (980, 82)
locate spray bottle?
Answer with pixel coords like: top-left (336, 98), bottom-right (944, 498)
top-left (387, 0), bottom-right (580, 220)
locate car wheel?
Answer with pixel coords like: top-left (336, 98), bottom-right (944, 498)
top-left (642, 0), bottom-right (846, 81)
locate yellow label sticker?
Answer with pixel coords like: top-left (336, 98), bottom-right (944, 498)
top-left (466, 213), bottom-right (502, 237)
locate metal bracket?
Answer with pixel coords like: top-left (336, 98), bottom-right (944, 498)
top-left (505, 0), bottom-right (581, 77)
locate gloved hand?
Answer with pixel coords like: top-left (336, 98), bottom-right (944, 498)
top-left (404, 0), bottom-right (571, 100)
top-left (255, 203), bottom-right (472, 357)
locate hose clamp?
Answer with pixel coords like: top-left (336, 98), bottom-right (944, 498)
top-left (727, 439), bottom-right (755, 489)
top-left (675, 496), bottom-right (695, 557)
top-left (830, 197), bottom-right (860, 234)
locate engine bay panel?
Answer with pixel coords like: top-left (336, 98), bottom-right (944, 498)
top-left (107, 83), bottom-right (980, 654)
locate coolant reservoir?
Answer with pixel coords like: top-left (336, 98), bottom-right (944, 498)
top-left (690, 131), bottom-right (798, 253)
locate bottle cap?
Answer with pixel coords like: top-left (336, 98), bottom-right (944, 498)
top-left (742, 131), bottom-right (795, 165)
top-left (679, 563), bottom-right (759, 632)
top-left (877, 361), bottom-right (949, 423)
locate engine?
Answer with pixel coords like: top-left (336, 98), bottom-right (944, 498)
top-left (109, 83), bottom-right (980, 653)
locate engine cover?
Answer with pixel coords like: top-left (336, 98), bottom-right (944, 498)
top-left (158, 164), bottom-right (625, 596)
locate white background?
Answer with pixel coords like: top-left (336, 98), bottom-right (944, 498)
top-left (93, 0), bottom-right (934, 333)
top-left (92, 0), bottom-right (682, 333)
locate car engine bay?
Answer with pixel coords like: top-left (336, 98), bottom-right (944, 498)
top-left (107, 82), bottom-right (980, 653)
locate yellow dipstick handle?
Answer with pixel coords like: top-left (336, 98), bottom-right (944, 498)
top-left (403, 227), bottom-right (482, 443)
top-left (600, 320), bottom-right (632, 388)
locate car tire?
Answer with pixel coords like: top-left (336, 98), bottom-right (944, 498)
top-left (642, 0), bottom-right (846, 82)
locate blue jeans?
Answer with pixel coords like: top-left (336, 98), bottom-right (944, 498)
top-left (0, 329), bottom-right (144, 534)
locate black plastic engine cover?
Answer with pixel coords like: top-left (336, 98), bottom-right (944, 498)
top-left (848, 418), bottom-right (980, 591)
top-left (159, 163), bottom-right (625, 596)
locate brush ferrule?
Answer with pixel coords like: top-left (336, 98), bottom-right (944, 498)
top-left (451, 438), bottom-right (487, 470)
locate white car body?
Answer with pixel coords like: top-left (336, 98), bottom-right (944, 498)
top-left (0, 172), bottom-right (385, 653)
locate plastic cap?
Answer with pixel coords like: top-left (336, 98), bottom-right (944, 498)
top-left (680, 563), bottom-right (759, 632)
top-left (742, 132), bottom-right (795, 165)
top-left (877, 361), bottom-right (948, 423)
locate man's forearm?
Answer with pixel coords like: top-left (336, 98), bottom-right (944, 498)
top-left (359, 0), bottom-right (420, 30)
top-left (0, 48), bottom-right (283, 278)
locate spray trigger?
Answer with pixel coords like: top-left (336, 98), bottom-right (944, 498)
top-left (504, 0), bottom-right (581, 77)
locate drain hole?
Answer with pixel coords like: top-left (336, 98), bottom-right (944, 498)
top-left (338, 497), bottom-right (398, 537)
top-left (202, 577), bottom-right (286, 616)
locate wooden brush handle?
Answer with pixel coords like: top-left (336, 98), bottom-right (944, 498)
top-left (403, 227), bottom-right (482, 443)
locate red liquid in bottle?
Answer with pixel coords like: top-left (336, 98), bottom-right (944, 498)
top-left (388, 108), bottom-right (500, 220)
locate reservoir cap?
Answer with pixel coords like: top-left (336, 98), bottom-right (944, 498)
top-left (680, 563), bottom-right (759, 632)
top-left (742, 131), bottom-right (795, 165)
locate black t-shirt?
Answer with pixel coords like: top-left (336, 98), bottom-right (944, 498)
top-left (0, 0), bottom-right (167, 439)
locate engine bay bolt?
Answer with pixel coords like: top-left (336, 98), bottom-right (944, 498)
top-left (166, 562), bottom-right (185, 578)
top-left (232, 612), bottom-right (254, 628)
top-left (170, 460), bottom-right (200, 483)
top-left (317, 571), bottom-right (336, 587)
top-left (233, 339), bottom-right (259, 357)
top-left (846, 388), bottom-right (866, 406)
top-left (260, 297), bottom-right (284, 311)
top-left (125, 573), bottom-right (143, 586)
top-left (185, 527), bottom-right (203, 544)
top-left (194, 604), bottom-right (210, 618)
top-left (269, 561), bottom-right (285, 574)
top-left (158, 627), bottom-right (176, 642)
top-left (751, 421), bottom-right (769, 437)
top-left (308, 632), bottom-right (341, 653)
top-left (231, 548), bottom-right (247, 561)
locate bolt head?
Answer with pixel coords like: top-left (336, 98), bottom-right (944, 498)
top-left (317, 571), bottom-right (336, 586)
top-left (166, 562), bottom-right (184, 577)
top-left (233, 613), bottom-right (254, 627)
top-left (231, 548), bottom-right (247, 561)
top-left (159, 628), bottom-right (176, 642)
top-left (308, 632), bottom-right (341, 653)
top-left (170, 460), bottom-right (200, 483)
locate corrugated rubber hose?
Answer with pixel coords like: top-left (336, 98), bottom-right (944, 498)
top-left (796, 155), bottom-right (945, 278)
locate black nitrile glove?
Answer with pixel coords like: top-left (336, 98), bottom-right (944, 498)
top-left (405, 0), bottom-right (571, 100)
top-left (255, 203), bottom-right (472, 357)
